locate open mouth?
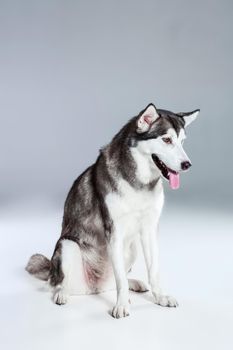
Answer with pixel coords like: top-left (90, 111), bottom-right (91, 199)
top-left (151, 154), bottom-right (180, 190)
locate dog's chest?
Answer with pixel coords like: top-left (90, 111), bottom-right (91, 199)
top-left (105, 179), bottom-right (164, 237)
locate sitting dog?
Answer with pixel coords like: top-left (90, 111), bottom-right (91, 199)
top-left (26, 103), bottom-right (199, 318)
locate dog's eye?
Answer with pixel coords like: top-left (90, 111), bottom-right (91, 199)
top-left (162, 137), bottom-right (172, 144)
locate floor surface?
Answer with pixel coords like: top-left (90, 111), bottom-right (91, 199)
top-left (1, 201), bottom-right (232, 350)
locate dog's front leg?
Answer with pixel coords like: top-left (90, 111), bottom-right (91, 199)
top-left (109, 236), bottom-right (130, 318)
top-left (140, 228), bottom-right (178, 307)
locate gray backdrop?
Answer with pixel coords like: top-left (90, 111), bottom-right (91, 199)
top-left (1, 0), bottom-right (232, 209)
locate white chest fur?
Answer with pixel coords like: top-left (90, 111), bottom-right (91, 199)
top-left (105, 178), bottom-right (164, 239)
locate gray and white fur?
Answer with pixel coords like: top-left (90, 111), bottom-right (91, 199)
top-left (26, 103), bottom-right (199, 318)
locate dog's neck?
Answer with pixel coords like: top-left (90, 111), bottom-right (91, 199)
top-left (130, 146), bottom-right (161, 186)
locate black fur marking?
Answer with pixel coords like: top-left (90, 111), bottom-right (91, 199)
top-left (50, 242), bottom-right (64, 287)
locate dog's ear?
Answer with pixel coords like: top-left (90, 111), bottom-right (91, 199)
top-left (176, 109), bottom-right (200, 127)
top-left (136, 104), bottom-right (160, 133)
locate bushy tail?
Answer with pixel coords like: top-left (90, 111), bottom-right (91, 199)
top-left (25, 254), bottom-right (51, 281)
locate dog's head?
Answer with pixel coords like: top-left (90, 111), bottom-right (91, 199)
top-left (133, 103), bottom-right (200, 189)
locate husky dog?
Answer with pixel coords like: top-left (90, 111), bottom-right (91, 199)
top-left (26, 103), bottom-right (199, 318)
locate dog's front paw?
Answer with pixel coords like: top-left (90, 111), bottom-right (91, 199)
top-left (111, 303), bottom-right (130, 318)
top-left (153, 293), bottom-right (178, 307)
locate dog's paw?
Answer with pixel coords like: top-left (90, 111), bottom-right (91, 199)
top-left (111, 304), bottom-right (130, 318)
top-left (53, 289), bottom-right (68, 305)
top-left (128, 279), bottom-right (149, 293)
top-left (153, 293), bottom-right (178, 307)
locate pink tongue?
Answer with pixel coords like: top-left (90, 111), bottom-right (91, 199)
top-left (169, 172), bottom-right (180, 190)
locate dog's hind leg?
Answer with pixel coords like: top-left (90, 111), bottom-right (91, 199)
top-left (128, 279), bottom-right (149, 293)
top-left (50, 241), bottom-right (68, 305)
top-left (125, 241), bottom-right (148, 293)
top-left (125, 241), bottom-right (149, 292)
top-left (50, 239), bottom-right (88, 305)
top-left (125, 240), bottom-right (138, 273)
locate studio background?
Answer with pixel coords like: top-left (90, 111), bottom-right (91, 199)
top-left (0, 1), bottom-right (232, 350)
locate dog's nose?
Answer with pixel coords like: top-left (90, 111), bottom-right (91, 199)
top-left (181, 161), bottom-right (192, 170)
